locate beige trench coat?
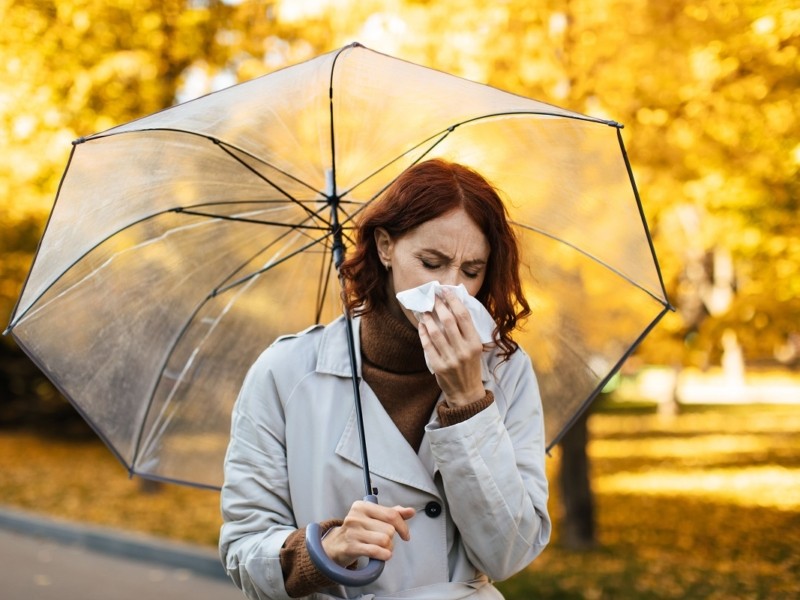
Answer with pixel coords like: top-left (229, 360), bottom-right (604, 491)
top-left (219, 315), bottom-right (551, 600)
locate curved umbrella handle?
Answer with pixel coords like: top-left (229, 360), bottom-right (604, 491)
top-left (305, 494), bottom-right (385, 587)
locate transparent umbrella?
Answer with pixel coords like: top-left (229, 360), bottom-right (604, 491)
top-left (6, 42), bottom-right (671, 497)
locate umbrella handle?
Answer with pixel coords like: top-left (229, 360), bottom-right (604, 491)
top-left (305, 494), bottom-right (385, 587)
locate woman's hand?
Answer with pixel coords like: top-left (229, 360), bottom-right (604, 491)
top-left (418, 288), bottom-right (485, 408)
top-left (321, 501), bottom-right (416, 567)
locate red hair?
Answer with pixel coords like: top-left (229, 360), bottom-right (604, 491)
top-left (340, 158), bottom-right (530, 360)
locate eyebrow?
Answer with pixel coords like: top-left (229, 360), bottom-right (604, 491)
top-left (419, 248), bottom-right (488, 266)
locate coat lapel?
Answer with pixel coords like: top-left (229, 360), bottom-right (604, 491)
top-left (335, 381), bottom-right (441, 497)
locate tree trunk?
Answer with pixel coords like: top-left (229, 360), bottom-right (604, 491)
top-left (558, 408), bottom-right (596, 550)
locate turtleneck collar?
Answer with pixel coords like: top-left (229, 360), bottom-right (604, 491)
top-left (360, 302), bottom-right (429, 375)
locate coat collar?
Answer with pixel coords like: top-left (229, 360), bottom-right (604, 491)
top-left (316, 315), bottom-right (363, 378)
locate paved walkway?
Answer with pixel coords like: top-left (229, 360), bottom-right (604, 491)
top-left (0, 506), bottom-right (244, 600)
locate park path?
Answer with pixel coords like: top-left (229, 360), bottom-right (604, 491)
top-left (0, 506), bottom-right (244, 600)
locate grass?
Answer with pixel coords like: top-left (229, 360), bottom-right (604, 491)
top-left (0, 429), bottom-right (222, 546)
top-left (1, 402), bottom-right (798, 599)
top-left (498, 403), bottom-right (800, 600)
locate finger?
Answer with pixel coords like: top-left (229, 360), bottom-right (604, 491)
top-left (356, 528), bottom-right (396, 552)
top-left (417, 320), bottom-right (445, 376)
top-left (340, 535), bottom-right (395, 562)
top-left (372, 504), bottom-right (415, 542)
top-left (388, 506), bottom-right (416, 541)
top-left (349, 502), bottom-right (415, 540)
top-left (323, 523), bottom-right (394, 565)
top-left (432, 295), bottom-right (476, 350)
top-left (439, 289), bottom-right (480, 341)
top-left (417, 318), bottom-right (431, 346)
top-left (418, 312), bottom-right (444, 354)
top-left (395, 506), bottom-right (417, 520)
top-left (338, 516), bottom-right (397, 561)
top-left (346, 502), bottom-right (397, 530)
top-left (432, 295), bottom-right (458, 336)
top-left (353, 500), bottom-right (406, 520)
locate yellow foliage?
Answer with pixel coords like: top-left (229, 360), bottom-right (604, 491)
top-left (0, 431), bottom-right (221, 545)
top-left (1, 0), bottom-right (798, 368)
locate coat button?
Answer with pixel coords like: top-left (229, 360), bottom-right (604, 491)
top-left (424, 501), bottom-right (442, 518)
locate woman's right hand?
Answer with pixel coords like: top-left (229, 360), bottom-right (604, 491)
top-left (321, 501), bottom-right (416, 567)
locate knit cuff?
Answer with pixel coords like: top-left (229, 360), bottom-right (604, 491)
top-left (437, 391), bottom-right (494, 427)
top-left (280, 519), bottom-right (343, 598)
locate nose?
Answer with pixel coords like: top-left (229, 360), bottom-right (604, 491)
top-left (438, 267), bottom-right (460, 287)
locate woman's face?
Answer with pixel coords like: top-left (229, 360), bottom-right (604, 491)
top-left (375, 208), bottom-right (490, 326)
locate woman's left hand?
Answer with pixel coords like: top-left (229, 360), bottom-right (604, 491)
top-left (418, 288), bottom-right (485, 408)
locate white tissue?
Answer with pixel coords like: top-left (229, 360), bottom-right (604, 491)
top-left (396, 281), bottom-right (496, 344)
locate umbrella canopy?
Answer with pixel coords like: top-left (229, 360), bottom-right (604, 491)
top-left (6, 43), bottom-right (671, 490)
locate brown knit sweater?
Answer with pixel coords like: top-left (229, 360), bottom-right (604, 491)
top-left (279, 305), bottom-right (494, 597)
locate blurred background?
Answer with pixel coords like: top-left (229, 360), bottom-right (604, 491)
top-left (1, 1), bottom-right (798, 598)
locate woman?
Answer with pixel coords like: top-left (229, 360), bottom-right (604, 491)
top-left (219, 159), bottom-right (551, 599)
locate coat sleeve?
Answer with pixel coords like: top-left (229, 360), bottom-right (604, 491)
top-left (218, 347), bottom-right (296, 600)
top-left (425, 349), bottom-right (551, 582)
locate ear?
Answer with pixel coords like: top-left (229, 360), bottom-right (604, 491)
top-left (374, 227), bottom-right (393, 264)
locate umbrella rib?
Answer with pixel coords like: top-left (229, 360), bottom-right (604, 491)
top-left (133, 259), bottom-right (270, 470)
top-left (176, 208), bottom-right (332, 230)
top-left (544, 304), bottom-right (672, 451)
top-left (334, 127), bottom-right (457, 234)
top-left (78, 127), bottom-right (330, 225)
top-left (213, 141), bottom-right (330, 226)
top-left (7, 199), bottom-right (334, 329)
top-left (328, 45), bottom-right (342, 202)
top-left (616, 127), bottom-right (675, 311)
top-left (334, 109), bottom-right (610, 233)
top-left (5, 144), bottom-right (79, 332)
top-left (332, 111), bottom-right (625, 239)
top-left (212, 233), bottom-right (333, 297)
top-left (132, 225), bottom-right (334, 469)
top-left (84, 127), bottom-right (324, 196)
top-left (183, 202), bottom-right (336, 293)
top-left (9, 334), bottom-right (138, 478)
top-left (338, 110), bottom-right (619, 201)
top-left (18, 212), bottom-right (293, 330)
top-left (453, 109), bottom-right (619, 129)
top-left (338, 129), bottom-right (455, 199)
top-left (7, 208), bottom-right (206, 328)
top-left (514, 222), bottom-right (670, 307)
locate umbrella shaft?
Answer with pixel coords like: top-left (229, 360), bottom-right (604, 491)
top-left (343, 306), bottom-right (375, 498)
top-left (327, 175), bottom-right (371, 494)
top-left (329, 200), bottom-right (345, 270)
